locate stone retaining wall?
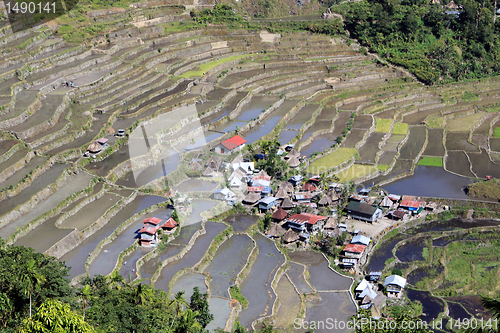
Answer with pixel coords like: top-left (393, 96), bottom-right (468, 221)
top-left (0, 92), bottom-right (42, 129)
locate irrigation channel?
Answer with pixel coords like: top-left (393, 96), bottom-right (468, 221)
top-left (366, 218), bottom-right (500, 325)
top-left (2, 7), bottom-right (500, 332)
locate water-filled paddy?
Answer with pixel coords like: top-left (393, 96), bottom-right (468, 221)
top-left (406, 289), bottom-right (444, 322)
top-left (490, 138), bottom-right (500, 152)
top-left (59, 192), bottom-right (122, 230)
top-left (171, 273), bottom-right (207, 300)
top-left (84, 148), bottom-right (131, 177)
top-left (238, 234), bottom-right (285, 328)
top-left (352, 114), bottom-right (372, 129)
top-left (13, 214), bottom-right (71, 252)
top-left (358, 132), bottom-right (384, 163)
top-left (284, 103), bottom-right (317, 130)
top-left (206, 234), bottom-right (253, 298)
top-left (378, 151), bottom-right (397, 165)
top-left (0, 140), bottom-right (18, 156)
top-left (468, 148), bottom-right (500, 178)
top-left (383, 165), bottom-right (470, 199)
top-left (278, 129), bottom-right (298, 144)
top-left (447, 301), bottom-right (472, 321)
top-left (446, 151), bottom-right (475, 178)
top-left (274, 275), bottom-right (301, 329)
top-left (154, 222), bottom-right (227, 292)
top-left (286, 262), bottom-right (314, 293)
top-left (61, 195), bottom-right (167, 278)
top-left (89, 209), bottom-right (172, 277)
top-left (341, 128), bottom-right (366, 148)
top-left (139, 244), bottom-right (183, 281)
top-left (237, 95), bottom-right (279, 121)
top-left (395, 237), bottom-right (428, 262)
top-left (0, 156), bottom-right (46, 189)
top-left (444, 295), bottom-right (491, 319)
top-left (289, 251), bottom-right (351, 291)
top-left (172, 179), bottom-right (218, 192)
top-left (403, 108), bottom-right (441, 125)
top-left (445, 132), bottom-right (480, 152)
top-left (206, 297), bottom-right (231, 332)
top-left (224, 214), bottom-right (257, 232)
top-left (9, 94), bottom-right (65, 133)
top-left (119, 247), bottom-right (152, 281)
top-left (0, 163), bottom-right (68, 215)
top-left (365, 234), bottom-right (407, 272)
top-left (399, 126), bottom-right (426, 160)
top-left (423, 128), bottom-right (445, 156)
top-left (409, 218), bottom-right (500, 234)
top-left (300, 134), bottom-right (336, 157)
top-left (304, 292), bottom-right (356, 333)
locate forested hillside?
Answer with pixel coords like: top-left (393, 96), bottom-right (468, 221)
top-left (336, 0), bottom-right (500, 84)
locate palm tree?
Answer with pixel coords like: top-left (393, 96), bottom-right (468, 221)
top-left (169, 291), bottom-right (188, 328)
top-left (107, 271), bottom-right (125, 290)
top-left (175, 308), bottom-right (201, 333)
top-left (79, 285), bottom-right (91, 320)
top-left (132, 284), bottom-right (154, 305)
top-left (19, 259), bottom-right (46, 318)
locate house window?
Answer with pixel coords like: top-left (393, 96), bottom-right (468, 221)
top-left (221, 148), bottom-right (225, 153)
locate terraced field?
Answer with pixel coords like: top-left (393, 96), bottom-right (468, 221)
top-left (2, 4), bottom-right (500, 331)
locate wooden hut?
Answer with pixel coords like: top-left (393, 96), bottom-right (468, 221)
top-left (282, 229), bottom-right (299, 243)
top-left (206, 156), bottom-right (222, 170)
top-left (203, 166), bottom-right (216, 177)
top-left (189, 160), bottom-right (203, 171)
top-left (243, 191), bottom-right (261, 205)
top-left (285, 148), bottom-right (300, 160)
top-left (87, 141), bottom-right (103, 153)
top-left (272, 207), bottom-right (288, 221)
top-left (281, 197), bottom-right (295, 210)
top-left (288, 156), bottom-right (300, 168)
top-left (275, 187), bottom-right (288, 199)
top-left (267, 223), bottom-right (286, 238)
top-left (318, 194), bottom-right (333, 207)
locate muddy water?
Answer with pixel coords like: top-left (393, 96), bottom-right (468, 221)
top-left (289, 251), bottom-right (351, 291)
top-left (395, 237), bottom-right (428, 262)
top-left (285, 104), bottom-right (317, 130)
top-left (206, 234), bottom-right (253, 298)
top-left (172, 179), bottom-right (218, 192)
top-left (358, 132), bottom-right (384, 163)
top-left (177, 199), bottom-right (219, 230)
top-left (238, 234), bottom-right (285, 328)
top-left (409, 218), bottom-right (500, 234)
top-left (446, 151), bottom-right (475, 178)
top-left (89, 208), bottom-right (172, 277)
top-left (286, 262), bottom-right (314, 293)
top-left (61, 195), bottom-right (167, 278)
top-left (154, 222), bottom-right (227, 292)
top-left (278, 130), bottom-right (298, 144)
top-left (378, 151), bottom-right (397, 165)
top-left (274, 274), bottom-right (301, 329)
top-left (445, 132), bottom-right (480, 152)
top-left (9, 94), bottom-right (64, 132)
top-left (206, 88), bottom-right (231, 101)
top-left (444, 295), bottom-right (491, 319)
top-left (490, 138), bottom-right (500, 152)
top-left (300, 135), bottom-right (336, 157)
top-left (365, 234), bottom-right (407, 272)
top-left (224, 214), bottom-right (257, 232)
top-left (406, 289), bottom-right (444, 322)
top-left (139, 244), bottom-right (184, 281)
top-left (0, 156), bottom-right (46, 189)
top-left (206, 297), bottom-right (231, 332)
top-left (26, 108), bottom-right (70, 144)
top-left (0, 163), bottom-right (69, 215)
top-left (237, 96), bottom-right (279, 121)
top-left (341, 128), bottom-right (366, 148)
top-left (84, 147), bottom-right (130, 177)
top-left (13, 214), bottom-right (71, 252)
top-left (383, 166), bottom-right (470, 199)
top-left (243, 99), bottom-right (298, 144)
top-left (403, 108), bottom-right (441, 125)
top-left (171, 273), bottom-right (207, 300)
top-left (399, 126), bottom-right (426, 160)
top-left (59, 193), bottom-right (122, 230)
top-left (0, 91), bottom-right (38, 121)
top-left (0, 140), bottom-right (18, 156)
top-left (468, 148), bottom-right (500, 178)
top-left (304, 292), bottom-right (356, 333)
top-left (423, 128), bottom-right (445, 156)
top-left (362, 159), bottom-right (412, 187)
top-left (213, 120), bottom-right (247, 133)
top-left (131, 149), bottom-right (180, 188)
top-left (119, 247), bottom-right (152, 282)
top-left (352, 115), bottom-right (372, 129)
top-left (169, 222), bottom-right (203, 247)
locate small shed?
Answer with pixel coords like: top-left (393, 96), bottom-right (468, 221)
top-left (285, 148), bottom-right (300, 160)
top-left (282, 229), bottom-right (299, 243)
top-left (267, 224), bottom-right (286, 238)
top-left (351, 235), bottom-right (371, 246)
top-left (189, 160), bottom-right (203, 171)
top-left (229, 177), bottom-right (243, 188)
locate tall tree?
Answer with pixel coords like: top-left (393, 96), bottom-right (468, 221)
top-left (19, 259), bottom-right (46, 318)
top-left (189, 287), bottom-right (213, 328)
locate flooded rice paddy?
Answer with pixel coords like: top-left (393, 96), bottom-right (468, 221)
top-left (205, 234), bottom-right (253, 298)
top-left (304, 292), bottom-right (356, 333)
top-left (171, 273), bottom-right (207, 300)
top-left (274, 275), bottom-right (301, 329)
top-left (224, 214), bottom-right (257, 232)
top-left (399, 126), bottom-right (426, 160)
top-left (286, 262), bottom-right (314, 293)
top-left (238, 234), bottom-right (285, 328)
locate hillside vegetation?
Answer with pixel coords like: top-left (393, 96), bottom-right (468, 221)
top-left (467, 179), bottom-right (500, 200)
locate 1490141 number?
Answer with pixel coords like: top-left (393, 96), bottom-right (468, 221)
top-left (6, 2), bottom-right (56, 14)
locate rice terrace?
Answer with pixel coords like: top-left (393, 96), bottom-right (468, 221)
top-left (1, 0), bottom-right (500, 332)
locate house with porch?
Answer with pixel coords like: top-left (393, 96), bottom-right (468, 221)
top-left (258, 196), bottom-right (278, 212)
top-left (384, 275), bottom-right (407, 297)
top-left (285, 213), bottom-right (327, 234)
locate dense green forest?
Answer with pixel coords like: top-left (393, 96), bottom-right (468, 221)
top-left (0, 241), bottom-right (274, 332)
top-left (336, 0), bottom-right (500, 84)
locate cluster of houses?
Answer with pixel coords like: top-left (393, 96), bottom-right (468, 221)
top-left (138, 216), bottom-right (178, 247)
top-left (354, 273), bottom-right (407, 314)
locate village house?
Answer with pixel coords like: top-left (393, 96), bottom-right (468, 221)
top-left (389, 209), bottom-right (408, 221)
top-left (206, 156), bottom-right (222, 170)
top-left (383, 275), bottom-right (407, 297)
top-left (346, 201), bottom-right (383, 223)
top-left (267, 223), bottom-right (286, 238)
top-left (355, 279), bottom-right (377, 309)
top-left (212, 188), bottom-right (235, 202)
top-left (280, 197), bottom-right (295, 210)
top-left (399, 199), bottom-right (425, 214)
top-left (282, 229), bottom-right (300, 244)
top-left (294, 192), bottom-right (314, 204)
top-left (162, 217), bottom-right (178, 232)
top-left (285, 213), bottom-right (327, 234)
top-left (272, 207), bottom-right (288, 222)
top-left (233, 161), bottom-right (255, 173)
top-left (213, 135), bottom-right (247, 155)
top-left (229, 177), bottom-right (243, 188)
top-left (258, 196), bottom-right (278, 212)
top-left (351, 235), bottom-right (371, 246)
top-left (87, 138), bottom-right (108, 154)
top-left (203, 166), bottom-right (217, 177)
top-left (289, 175), bottom-right (303, 187)
top-left (142, 217), bottom-right (162, 228)
top-left (368, 271), bottom-right (382, 282)
top-left (342, 244), bottom-right (367, 263)
top-left (323, 217), bottom-right (340, 237)
top-left (243, 191), bottom-right (261, 205)
top-left (138, 226), bottom-right (157, 247)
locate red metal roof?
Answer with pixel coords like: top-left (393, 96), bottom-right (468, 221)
top-left (301, 182), bottom-right (317, 192)
top-left (162, 218), bottom-right (178, 229)
top-left (344, 244), bottom-right (367, 253)
top-left (221, 135), bottom-right (246, 150)
top-left (248, 186), bottom-right (263, 192)
top-left (142, 217), bottom-right (162, 225)
top-left (138, 227), bottom-right (157, 235)
top-left (252, 175), bottom-right (271, 181)
top-left (399, 200), bottom-right (423, 209)
top-left (288, 213), bottom-right (327, 225)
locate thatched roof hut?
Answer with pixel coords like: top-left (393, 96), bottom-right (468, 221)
top-left (279, 181), bottom-right (294, 196)
top-left (267, 223), bottom-right (286, 238)
top-left (324, 217), bottom-right (338, 230)
top-left (282, 229), bottom-right (299, 243)
top-left (87, 141), bottom-right (103, 153)
top-left (189, 160), bottom-right (203, 171)
top-left (243, 191), bottom-right (261, 205)
top-left (285, 148), bottom-right (300, 160)
top-left (275, 188), bottom-right (287, 199)
top-left (327, 189), bottom-right (340, 202)
top-left (288, 156), bottom-right (300, 168)
top-left (203, 166), bottom-right (216, 177)
top-left (229, 168), bottom-right (246, 181)
top-left (254, 169), bottom-right (269, 178)
top-left (272, 207), bottom-right (288, 221)
top-left (318, 194), bottom-right (332, 206)
top-left (206, 156), bottom-right (221, 170)
top-left (281, 197), bottom-right (295, 210)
